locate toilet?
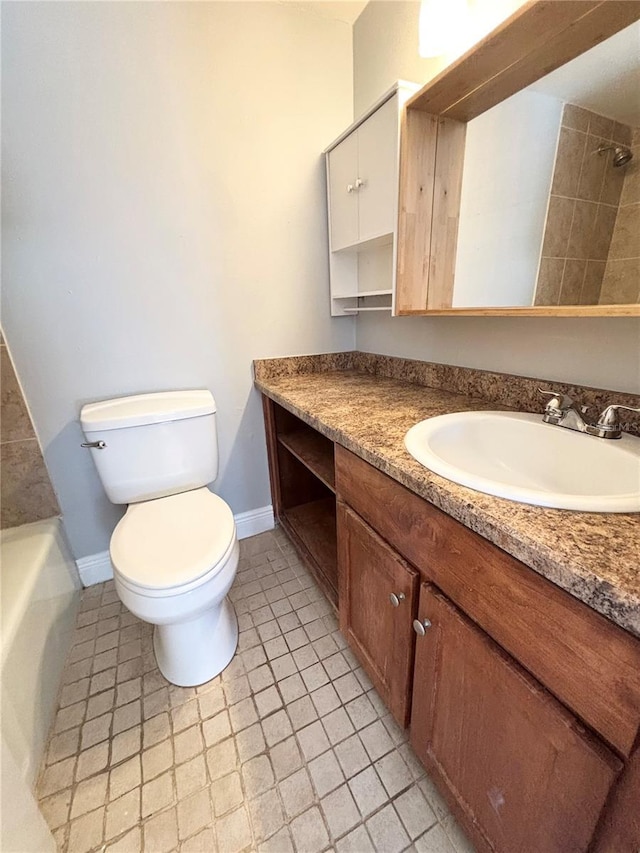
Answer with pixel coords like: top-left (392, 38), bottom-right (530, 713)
top-left (80, 389), bottom-right (239, 687)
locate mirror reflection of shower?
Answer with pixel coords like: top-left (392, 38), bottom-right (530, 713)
top-left (533, 101), bottom-right (639, 307)
top-left (598, 144), bottom-right (634, 167)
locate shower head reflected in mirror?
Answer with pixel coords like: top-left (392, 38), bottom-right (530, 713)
top-left (597, 144), bottom-right (634, 167)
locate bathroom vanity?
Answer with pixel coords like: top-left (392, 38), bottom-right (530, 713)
top-left (255, 354), bottom-right (640, 853)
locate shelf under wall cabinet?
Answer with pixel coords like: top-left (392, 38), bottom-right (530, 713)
top-left (342, 306), bottom-right (392, 313)
top-left (333, 290), bottom-right (393, 299)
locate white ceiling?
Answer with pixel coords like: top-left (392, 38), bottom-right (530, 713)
top-left (281, 1), bottom-right (368, 25)
top-left (530, 21), bottom-right (640, 127)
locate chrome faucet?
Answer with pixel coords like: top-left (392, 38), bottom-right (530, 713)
top-left (538, 389), bottom-right (640, 439)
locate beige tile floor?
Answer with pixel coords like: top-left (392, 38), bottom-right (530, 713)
top-left (37, 528), bottom-right (476, 853)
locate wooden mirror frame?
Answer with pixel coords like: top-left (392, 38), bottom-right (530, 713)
top-left (395, 0), bottom-right (640, 317)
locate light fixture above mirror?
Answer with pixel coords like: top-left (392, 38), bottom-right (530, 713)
top-left (418, 0), bottom-right (524, 60)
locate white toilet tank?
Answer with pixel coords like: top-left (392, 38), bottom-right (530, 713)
top-left (80, 390), bottom-right (219, 505)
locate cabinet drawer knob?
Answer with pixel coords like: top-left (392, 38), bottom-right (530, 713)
top-left (413, 618), bottom-right (432, 636)
top-left (355, 178), bottom-right (366, 189)
top-left (347, 183), bottom-right (355, 193)
top-left (389, 592), bottom-right (405, 607)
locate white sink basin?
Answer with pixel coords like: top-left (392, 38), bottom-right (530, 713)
top-left (404, 411), bottom-right (640, 512)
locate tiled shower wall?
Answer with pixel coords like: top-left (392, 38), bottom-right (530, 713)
top-left (0, 330), bottom-right (59, 528)
top-left (600, 127), bottom-right (640, 303)
top-left (534, 104), bottom-right (635, 306)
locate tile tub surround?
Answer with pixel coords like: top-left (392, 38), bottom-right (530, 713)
top-left (600, 126), bottom-right (640, 305)
top-left (534, 104), bottom-right (636, 306)
top-left (1, 337), bottom-right (59, 528)
top-left (37, 530), bottom-right (473, 853)
top-left (254, 354), bottom-right (640, 637)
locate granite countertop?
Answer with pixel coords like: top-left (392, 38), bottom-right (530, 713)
top-left (255, 362), bottom-right (640, 638)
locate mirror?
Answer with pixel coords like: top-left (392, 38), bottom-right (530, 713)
top-left (451, 20), bottom-right (640, 308)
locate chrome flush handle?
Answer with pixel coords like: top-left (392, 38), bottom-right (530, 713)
top-left (81, 441), bottom-right (106, 449)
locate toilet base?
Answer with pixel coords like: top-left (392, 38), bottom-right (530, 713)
top-left (153, 597), bottom-right (238, 687)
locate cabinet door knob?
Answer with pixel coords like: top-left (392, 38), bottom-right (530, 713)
top-left (413, 618), bottom-right (432, 636)
top-left (355, 178), bottom-right (366, 189)
top-left (389, 592), bottom-right (405, 607)
top-left (347, 183), bottom-right (355, 193)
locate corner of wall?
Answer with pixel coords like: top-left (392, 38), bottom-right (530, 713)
top-left (0, 332), bottom-right (60, 529)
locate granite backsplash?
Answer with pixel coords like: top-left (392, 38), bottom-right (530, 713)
top-left (254, 352), bottom-right (640, 437)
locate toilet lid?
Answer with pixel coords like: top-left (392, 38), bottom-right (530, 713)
top-left (110, 488), bottom-right (235, 591)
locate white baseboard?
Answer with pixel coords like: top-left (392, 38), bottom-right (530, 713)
top-left (234, 505), bottom-right (275, 540)
top-left (76, 504), bottom-right (275, 586)
top-left (76, 550), bottom-right (114, 587)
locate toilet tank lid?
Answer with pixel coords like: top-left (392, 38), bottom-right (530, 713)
top-left (81, 390), bottom-right (216, 432)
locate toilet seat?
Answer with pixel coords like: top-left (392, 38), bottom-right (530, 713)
top-left (110, 487), bottom-right (236, 596)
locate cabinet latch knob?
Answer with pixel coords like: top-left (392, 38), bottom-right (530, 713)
top-left (389, 592), bottom-right (405, 607)
top-left (413, 618), bottom-right (432, 636)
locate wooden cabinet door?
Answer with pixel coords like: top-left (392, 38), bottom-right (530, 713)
top-left (357, 94), bottom-right (398, 244)
top-left (337, 501), bottom-right (418, 726)
top-left (328, 131), bottom-right (359, 251)
top-left (410, 584), bottom-right (621, 853)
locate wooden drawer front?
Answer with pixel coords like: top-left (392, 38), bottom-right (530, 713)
top-left (337, 501), bottom-right (418, 727)
top-left (411, 584), bottom-right (621, 853)
top-left (335, 445), bottom-right (640, 756)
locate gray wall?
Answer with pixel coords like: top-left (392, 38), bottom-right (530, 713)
top-left (353, 0), bottom-right (640, 393)
top-left (2, 1), bottom-right (354, 559)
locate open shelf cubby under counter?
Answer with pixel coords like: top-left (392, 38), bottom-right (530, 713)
top-left (282, 497), bottom-right (337, 600)
top-left (262, 397), bottom-right (339, 608)
top-left (277, 429), bottom-right (335, 493)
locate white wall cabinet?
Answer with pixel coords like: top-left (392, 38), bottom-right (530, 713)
top-left (324, 82), bottom-right (418, 316)
top-left (327, 131), bottom-right (359, 252)
top-left (328, 96), bottom-right (397, 251)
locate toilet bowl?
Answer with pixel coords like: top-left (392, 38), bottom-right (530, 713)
top-left (80, 389), bottom-right (240, 687)
top-left (110, 488), bottom-right (239, 686)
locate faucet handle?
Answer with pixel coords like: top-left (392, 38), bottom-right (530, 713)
top-left (596, 404), bottom-right (640, 434)
top-left (537, 388), bottom-right (574, 413)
